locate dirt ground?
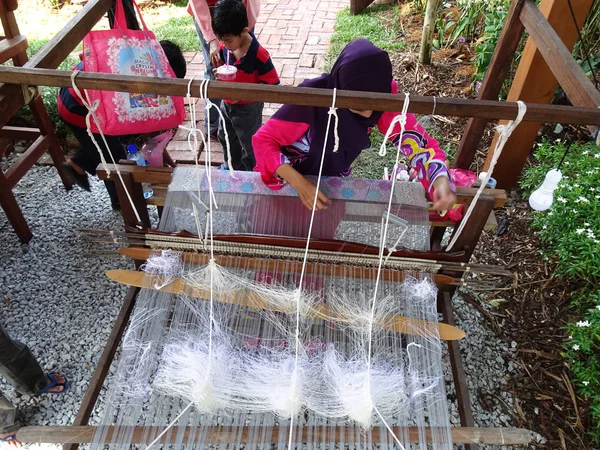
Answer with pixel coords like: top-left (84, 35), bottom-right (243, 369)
top-left (390, 6), bottom-right (595, 450)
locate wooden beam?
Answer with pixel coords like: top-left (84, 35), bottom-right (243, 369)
top-left (1, 67), bottom-right (600, 125)
top-left (0, 125), bottom-right (40, 141)
top-left (485, 0), bottom-right (595, 189)
top-left (25, 0), bottom-right (113, 69)
top-left (447, 195), bottom-right (495, 259)
top-left (520, 1), bottom-right (600, 111)
top-left (4, 135), bottom-right (49, 188)
top-left (18, 425), bottom-right (537, 445)
top-left (454, 0), bottom-right (526, 169)
top-left (63, 287), bottom-right (139, 450)
top-left (0, 169), bottom-right (31, 243)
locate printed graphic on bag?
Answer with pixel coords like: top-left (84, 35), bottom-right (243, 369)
top-left (106, 37), bottom-right (178, 121)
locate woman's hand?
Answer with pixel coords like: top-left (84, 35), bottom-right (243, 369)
top-left (209, 39), bottom-right (221, 67)
top-left (431, 177), bottom-right (456, 212)
top-left (276, 164), bottom-right (330, 211)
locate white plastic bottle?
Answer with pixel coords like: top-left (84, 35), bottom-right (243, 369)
top-left (126, 144), bottom-right (153, 200)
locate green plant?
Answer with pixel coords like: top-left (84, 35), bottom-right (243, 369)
top-left (325, 5), bottom-right (404, 71)
top-left (521, 140), bottom-right (600, 444)
top-left (472, 3), bottom-right (508, 82)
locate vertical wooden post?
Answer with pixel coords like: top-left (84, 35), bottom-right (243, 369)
top-left (453, 0), bottom-right (526, 169)
top-left (419, 0), bottom-right (441, 65)
top-left (485, 0), bottom-right (595, 189)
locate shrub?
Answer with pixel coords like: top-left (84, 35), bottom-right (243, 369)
top-left (521, 140), bottom-right (600, 444)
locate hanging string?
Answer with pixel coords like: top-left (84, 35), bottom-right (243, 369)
top-left (287, 88), bottom-right (339, 450)
top-left (70, 70), bottom-right (142, 223)
top-left (447, 100), bottom-right (527, 251)
top-left (368, 93), bottom-right (411, 448)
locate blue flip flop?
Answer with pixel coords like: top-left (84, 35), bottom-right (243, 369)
top-left (0, 433), bottom-right (19, 446)
top-left (38, 372), bottom-right (68, 395)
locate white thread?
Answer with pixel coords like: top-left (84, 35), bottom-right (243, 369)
top-left (70, 71), bottom-right (142, 223)
top-left (447, 100), bottom-right (527, 251)
top-left (367, 93), bottom-right (411, 433)
top-left (287, 88), bottom-right (340, 450)
top-left (378, 94), bottom-right (410, 157)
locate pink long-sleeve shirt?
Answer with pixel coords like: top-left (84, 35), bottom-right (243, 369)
top-left (253, 80), bottom-right (453, 196)
top-left (187, 0), bottom-right (261, 44)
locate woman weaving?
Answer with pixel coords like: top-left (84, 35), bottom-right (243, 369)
top-left (252, 39), bottom-right (456, 213)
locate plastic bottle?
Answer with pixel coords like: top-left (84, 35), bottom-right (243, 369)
top-left (126, 144), bottom-right (153, 200)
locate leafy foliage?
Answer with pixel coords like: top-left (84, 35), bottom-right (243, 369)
top-left (325, 5), bottom-right (404, 71)
top-left (521, 141), bottom-right (600, 444)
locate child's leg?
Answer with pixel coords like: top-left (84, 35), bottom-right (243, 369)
top-left (193, 20), bottom-right (220, 136)
top-left (66, 122), bottom-right (126, 176)
top-left (228, 102), bottom-right (263, 171)
top-left (218, 101), bottom-right (244, 170)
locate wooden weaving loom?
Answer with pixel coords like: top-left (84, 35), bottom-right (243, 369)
top-left (1, 0), bottom-right (600, 446)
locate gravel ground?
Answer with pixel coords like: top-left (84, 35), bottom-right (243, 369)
top-left (0, 166), bottom-right (131, 449)
top-left (0, 166), bottom-right (537, 449)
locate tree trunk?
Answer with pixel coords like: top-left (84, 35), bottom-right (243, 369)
top-left (419, 0), bottom-right (441, 65)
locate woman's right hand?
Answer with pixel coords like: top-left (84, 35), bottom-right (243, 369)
top-left (276, 164), bottom-right (330, 211)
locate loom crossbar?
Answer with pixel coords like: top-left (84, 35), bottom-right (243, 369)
top-left (18, 425), bottom-right (536, 445)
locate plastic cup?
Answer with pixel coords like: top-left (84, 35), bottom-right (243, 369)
top-left (216, 65), bottom-right (237, 82)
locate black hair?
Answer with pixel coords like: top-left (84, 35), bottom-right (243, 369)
top-left (211, 0), bottom-right (249, 38)
top-left (160, 40), bottom-right (186, 79)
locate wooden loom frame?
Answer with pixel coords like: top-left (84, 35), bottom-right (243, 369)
top-left (3, 0), bottom-right (600, 447)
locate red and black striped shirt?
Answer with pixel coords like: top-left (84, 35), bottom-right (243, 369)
top-left (218, 33), bottom-right (279, 104)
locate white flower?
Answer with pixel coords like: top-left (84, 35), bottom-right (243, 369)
top-left (583, 381), bottom-right (589, 386)
top-left (564, 161), bottom-right (570, 165)
top-left (577, 196), bottom-right (589, 203)
top-left (587, 171), bottom-right (594, 175)
top-left (576, 228), bottom-right (586, 235)
top-left (595, 154), bottom-right (600, 158)
top-left (577, 320), bottom-right (590, 327)
top-left (596, 305), bottom-right (600, 310)
top-left (558, 197), bottom-right (568, 203)
top-left (573, 344), bottom-right (580, 350)
top-left (582, 150), bottom-right (589, 155)
top-left (574, 184), bottom-right (580, 187)
top-left (569, 335), bottom-right (574, 339)
top-left (542, 225), bottom-right (547, 229)
top-left (585, 222), bottom-right (590, 226)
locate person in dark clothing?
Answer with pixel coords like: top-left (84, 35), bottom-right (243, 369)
top-left (58, 40), bottom-right (187, 209)
top-left (0, 324), bottom-right (67, 447)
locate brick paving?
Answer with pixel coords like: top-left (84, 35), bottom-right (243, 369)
top-left (169, 0), bottom-right (347, 164)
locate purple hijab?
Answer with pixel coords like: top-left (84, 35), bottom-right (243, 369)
top-left (272, 39), bottom-right (393, 176)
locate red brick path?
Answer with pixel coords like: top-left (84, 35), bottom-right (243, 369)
top-left (168, 0), bottom-right (347, 164)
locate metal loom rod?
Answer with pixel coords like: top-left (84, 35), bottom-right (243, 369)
top-left (2, 65), bottom-right (600, 125)
top-left (17, 425), bottom-right (537, 445)
top-left (106, 269), bottom-right (467, 341)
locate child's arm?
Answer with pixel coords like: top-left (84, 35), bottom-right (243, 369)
top-left (252, 116), bottom-right (309, 187)
top-left (256, 46), bottom-right (280, 85)
top-left (377, 81), bottom-right (456, 211)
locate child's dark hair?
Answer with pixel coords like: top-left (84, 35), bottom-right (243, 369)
top-left (212, 0), bottom-right (249, 38)
top-left (160, 40), bottom-right (186, 79)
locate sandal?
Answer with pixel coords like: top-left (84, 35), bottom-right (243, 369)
top-left (38, 372), bottom-right (68, 395)
top-left (61, 163), bottom-right (91, 192)
top-left (0, 433), bottom-right (22, 447)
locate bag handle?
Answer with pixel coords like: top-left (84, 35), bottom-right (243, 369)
top-left (114, 0), bottom-right (149, 31)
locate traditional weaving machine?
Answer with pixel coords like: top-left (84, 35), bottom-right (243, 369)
top-left (1, 0), bottom-right (600, 448)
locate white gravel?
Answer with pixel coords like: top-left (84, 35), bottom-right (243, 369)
top-left (0, 166), bottom-right (538, 449)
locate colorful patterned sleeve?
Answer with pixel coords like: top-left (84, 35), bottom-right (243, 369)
top-left (252, 118), bottom-right (310, 189)
top-left (376, 81), bottom-right (455, 196)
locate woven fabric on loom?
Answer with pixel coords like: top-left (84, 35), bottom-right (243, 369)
top-left (92, 168), bottom-right (452, 449)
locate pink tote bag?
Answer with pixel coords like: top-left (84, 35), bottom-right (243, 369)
top-left (82, 0), bottom-right (185, 135)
